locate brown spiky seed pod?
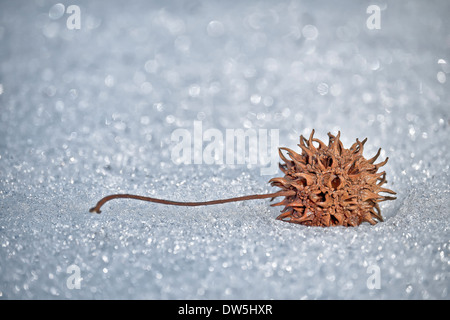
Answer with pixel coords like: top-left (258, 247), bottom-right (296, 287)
top-left (269, 130), bottom-right (396, 227)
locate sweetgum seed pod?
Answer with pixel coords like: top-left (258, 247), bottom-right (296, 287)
top-left (89, 130), bottom-right (396, 227)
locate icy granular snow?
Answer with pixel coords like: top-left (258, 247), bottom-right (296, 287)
top-left (0, 0), bottom-right (449, 299)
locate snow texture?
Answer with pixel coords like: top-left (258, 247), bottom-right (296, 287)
top-left (0, 0), bottom-right (449, 299)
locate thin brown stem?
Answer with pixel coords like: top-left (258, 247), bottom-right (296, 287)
top-left (89, 190), bottom-right (296, 213)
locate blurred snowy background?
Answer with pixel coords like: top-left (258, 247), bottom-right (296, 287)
top-left (0, 0), bottom-right (449, 299)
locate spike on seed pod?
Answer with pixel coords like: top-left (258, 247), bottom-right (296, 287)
top-left (89, 130), bottom-right (396, 227)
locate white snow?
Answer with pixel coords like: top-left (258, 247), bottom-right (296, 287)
top-left (0, 0), bottom-right (448, 299)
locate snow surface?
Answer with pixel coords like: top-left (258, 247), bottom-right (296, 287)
top-left (0, 0), bottom-right (449, 299)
